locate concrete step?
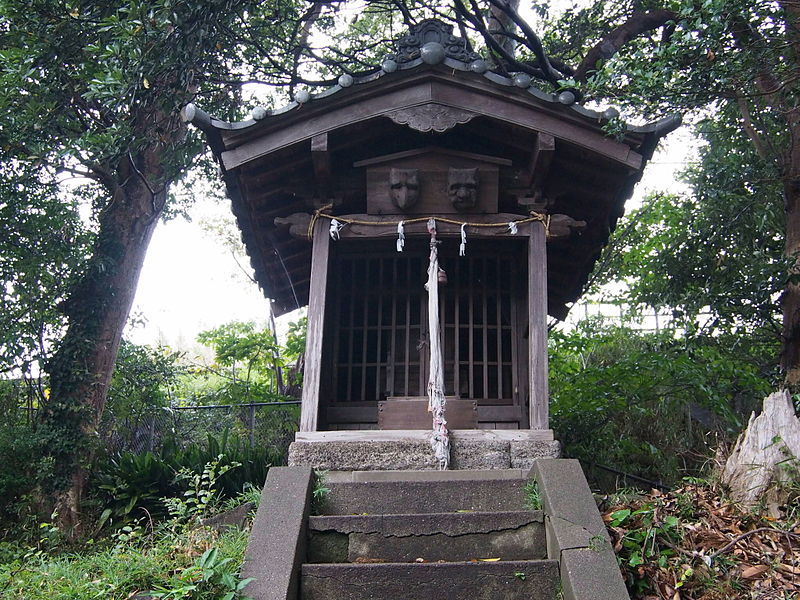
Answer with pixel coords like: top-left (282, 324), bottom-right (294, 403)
top-left (319, 469), bottom-right (530, 515)
top-left (301, 559), bottom-right (559, 600)
top-left (308, 510), bottom-right (546, 563)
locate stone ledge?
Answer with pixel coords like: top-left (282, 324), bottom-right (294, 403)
top-left (288, 433), bottom-right (560, 471)
top-left (241, 466), bottom-right (314, 600)
top-left (531, 459), bottom-right (629, 600)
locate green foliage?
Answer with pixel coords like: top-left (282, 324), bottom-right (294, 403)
top-left (93, 431), bottom-right (274, 526)
top-left (193, 319), bottom-right (305, 405)
top-left (311, 470), bottom-right (329, 515)
top-left (102, 340), bottom-right (185, 447)
top-left (149, 547), bottom-right (254, 600)
top-left (163, 456), bottom-right (240, 521)
top-left (0, 163), bottom-right (91, 382)
top-left (594, 115), bottom-right (785, 339)
top-left (549, 322), bottom-right (773, 487)
top-left (0, 510), bottom-right (251, 599)
top-left (0, 422), bottom-right (52, 524)
top-left (523, 480), bottom-right (542, 511)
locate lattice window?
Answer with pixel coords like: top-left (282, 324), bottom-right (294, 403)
top-left (330, 240), bottom-right (523, 405)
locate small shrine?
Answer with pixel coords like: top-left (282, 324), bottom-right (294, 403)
top-left (184, 20), bottom-right (679, 470)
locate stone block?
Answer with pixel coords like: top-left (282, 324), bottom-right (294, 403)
top-left (288, 440), bottom-right (438, 471)
top-left (531, 458), bottom-right (607, 540)
top-left (320, 475), bottom-right (529, 515)
top-left (241, 466), bottom-right (313, 600)
top-left (561, 547), bottom-right (630, 600)
top-left (510, 439), bottom-right (561, 468)
top-left (301, 560), bottom-right (559, 600)
top-left (308, 511), bottom-right (546, 562)
top-left (531, 459), bottom-right (628, 599)
top-left (450, 438), bottom-right (509, 469)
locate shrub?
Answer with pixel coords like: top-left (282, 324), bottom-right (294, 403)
top-left (549, 322), bottom-right (773, 488)
top-left (92, 430), bottom-right (275, 527)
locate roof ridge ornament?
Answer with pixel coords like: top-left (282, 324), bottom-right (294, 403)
top-left (385, 19), bottom-right (481, 67)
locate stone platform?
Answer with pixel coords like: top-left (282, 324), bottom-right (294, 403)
top-left (288, 430), bottom-right (560, 471)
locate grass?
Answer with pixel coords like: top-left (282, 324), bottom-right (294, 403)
top-left (524, 479), bottom-right (542, 510)
top-left (0, 495), bottom-right (256, 600)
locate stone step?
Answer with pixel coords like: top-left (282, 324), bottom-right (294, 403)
top-left (301, 560), bottom-right (560, 600)
top-left (319, 469), bottom-right (530, 515)
top-left (308, 510), bottom-right (546, 563)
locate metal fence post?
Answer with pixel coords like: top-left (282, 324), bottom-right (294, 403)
top-left (249, 403), bottom-right (256, 448)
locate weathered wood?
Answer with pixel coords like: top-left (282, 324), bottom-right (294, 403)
top-left (311, 133), bottom-right (331, 200)
top-left (274, 212), bottom-right (312, 239)
top-left (363, 150), bottom-right (501, 215)
top-left (529, 221), bottom-right (549, 430)
top-left (525, 133), bottom-right (555, 189)
top-left (379, 398), bottom-right (478, 430)
top-left (220, 77), bottom-right (644, 171)
top-left (721, 390), bottom-right (800, 509)
top-left (299, 221), bottom-right (330, 432)
top-left (547, 214), bottom-right (587, 239)
top-left (295, 429), bottom-right (555, 442)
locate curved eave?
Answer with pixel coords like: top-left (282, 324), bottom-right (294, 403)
top-left (185, 56), bottom-right (679, 156)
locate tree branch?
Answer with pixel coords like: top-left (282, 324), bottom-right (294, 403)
top-left (575, 9), bottom-right (677, 83)
top-left (735, 94), bottom-right (772, 162)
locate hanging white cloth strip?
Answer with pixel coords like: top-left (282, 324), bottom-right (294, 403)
top-left (508, 221), bottom-right (519, 235)
top-left (459, 223), bottom-right (467, 256)
top-left (425, 218), bottom-right (450, 470)
top-left (396, 220), bottom-right (405, 252)
top-left (329, 218), bottom-right (345, 240)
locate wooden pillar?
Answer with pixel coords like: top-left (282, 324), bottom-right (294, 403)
top-left (299, 220), bottom-right (330, 432)
top-left (528, 221), bottom-right (549, 429)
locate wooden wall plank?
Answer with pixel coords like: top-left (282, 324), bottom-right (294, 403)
top-left (529, 222), bottom-right (549, 429)
top-left (299, 222), bottom-right (330, 432)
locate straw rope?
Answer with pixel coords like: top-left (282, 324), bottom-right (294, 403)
top-left (307, 207), bottom-right (551, 240)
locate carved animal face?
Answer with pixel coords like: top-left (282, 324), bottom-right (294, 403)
top-left (389, 168), bottom-right (420, 210)
top-left (448, 168), bottom-right (479, 210)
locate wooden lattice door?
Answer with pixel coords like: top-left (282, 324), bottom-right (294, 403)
top-left (325, 239), bottom-right (528, 429)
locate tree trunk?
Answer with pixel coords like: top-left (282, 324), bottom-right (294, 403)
top-left (41, 148), bottom-right (167, 533)
top-left (782, 170), bottom-right (800, 384)
top-left (780, 104), bottom-right (800, 384)
top-left (487, 0), bottom-right (519, 58)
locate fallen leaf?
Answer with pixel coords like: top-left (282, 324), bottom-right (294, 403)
top-left (478, 558), bottom-right (501, 562)
top-left (741, 565), bottom-right (769, 579)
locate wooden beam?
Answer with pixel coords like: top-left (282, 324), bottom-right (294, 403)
top-left (529, 221), bottom-right (549, 430)
top-left (311, 132), bottom-right (331, 196)
top-left (299, 220), bottom-right (330, 432)
top-left (295, 429), bottom-right (555, 442)
top-left (326, 213), bottom-right (536, 239)
top-left (526, 132), bottom-right (555, 189)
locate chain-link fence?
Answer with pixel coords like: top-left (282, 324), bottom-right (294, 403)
top-left (102, 400), bottom-right (301, 456)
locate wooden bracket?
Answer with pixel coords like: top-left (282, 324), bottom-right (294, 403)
top-left (274, 212), bottom-right (313, 239)
top-left (547, 214), bottom-right (587, 240)
top-left (516, 133), bottom-right (555, 212)
top-left (311, 132), bottom-right (332, 204)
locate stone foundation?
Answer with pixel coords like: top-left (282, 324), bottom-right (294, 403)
top-left (288, 430), bottom-right (560, 471)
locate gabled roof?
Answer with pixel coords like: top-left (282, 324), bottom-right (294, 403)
top-left (184, 20), bottom-right (679, 318)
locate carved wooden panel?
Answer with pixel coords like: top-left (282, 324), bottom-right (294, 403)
top-left (386, 104), bottom-right (477, 133)
top-left (356, 148), bottom-right (509, 215)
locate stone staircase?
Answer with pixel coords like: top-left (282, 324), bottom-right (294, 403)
top-left (302, 470), bottom-right (558, 599)
top-left (241, 460), bottom-right (630, 600)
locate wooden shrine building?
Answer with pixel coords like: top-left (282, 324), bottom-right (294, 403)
top-left (185, 20), bottom-right (678, 468)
